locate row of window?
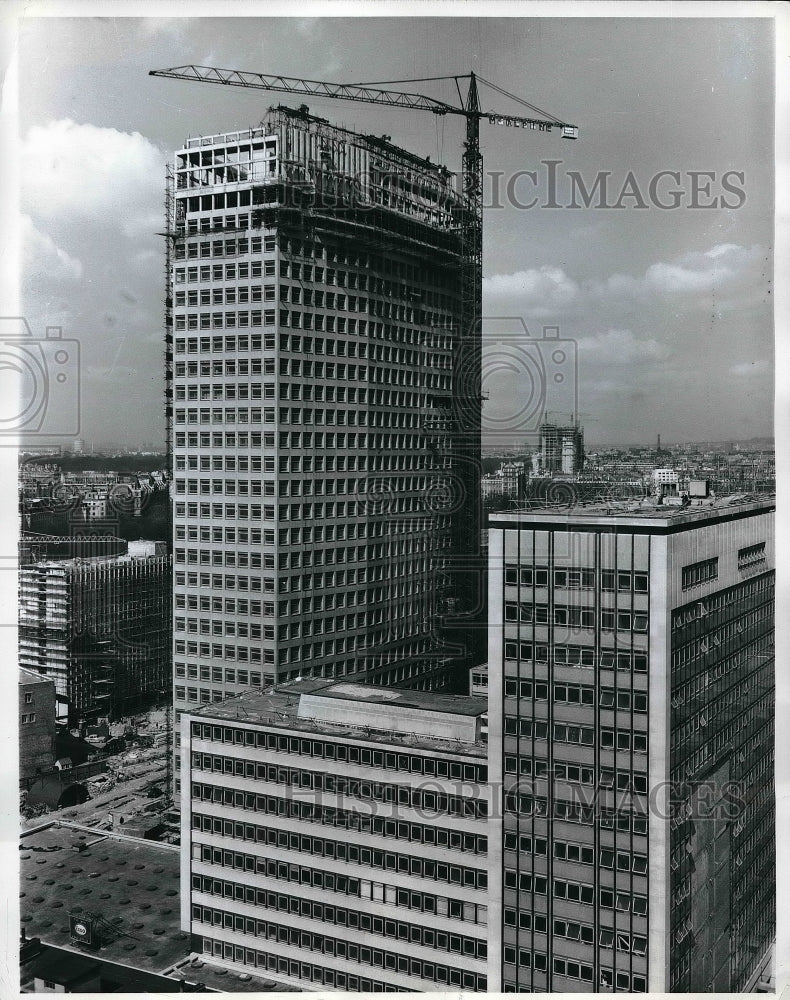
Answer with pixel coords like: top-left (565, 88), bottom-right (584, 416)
top-left (174, 495), bottom-right (369, 521)
top-left (176, 283), bottom-right (277, 305)
top-left (176, 236), bottom-right (267, 258)
top-left (738, 542), bottom-right (766, 570)
top-left (673, 581), bottom-right (773, 639)
top-left (175, 359), bottom-right (269, 378)
top-left (504, 910), bottom-right (647, 957)
top-left (503, 871), bottom-right (647, 914)
top-left (191, 785), bottom-right (489, 883)
top-left (175, 261), bottom-right (274, 283)
top-left (189, 723), bottom-right (486, 781)
top-left (671, 572), bottom-right (772, 630)
top-left (192, 897), bottom-right (486, 959)
top-left (504, 794), bottom-right (649, 832)
top-left (505, 602), bottom-right (648, 633)
top-left (503, 718), bottom-right (648, 752)
top-left (198, 934), bottom-right (486, 992)
top-left (194, 834), bottom-right (487, 893)
top-left (505, 565), bottom-right (649, 593)
top-left (504, 679), bottom-right (647, 712)
top-left (681, 556), bottom-right (718, 590)
top-left (192, 811), bottom-right (485, 866)
top-left (192, 755), bottom-right (487, 819)
top-left (192, 831), bottom-right (485, 924)
top-left (504, 641), bottom-right (648, 672)
top-left (508, 763), bottom-right (649, 795)
top-left (503, 969), bottom-right (645, 992)
top-left (503, 833), bottom-right (647, 872)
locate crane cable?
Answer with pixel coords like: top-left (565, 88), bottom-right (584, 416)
top-left (475, 74), bottom-right (564, 122)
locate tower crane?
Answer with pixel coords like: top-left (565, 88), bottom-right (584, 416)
top-left (149, 65), bottom-right (578, 387)
top-left (150, 65), bottom-right (578, 666)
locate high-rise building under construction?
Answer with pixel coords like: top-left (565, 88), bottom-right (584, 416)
top-left (167, 107), bottom-right (483, 790)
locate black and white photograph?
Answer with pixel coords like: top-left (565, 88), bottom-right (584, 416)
top-left (4, 2), bottom-right (784, 994)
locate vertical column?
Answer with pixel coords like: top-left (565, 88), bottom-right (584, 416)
top-left (647, 533), bottom-right (670, 991)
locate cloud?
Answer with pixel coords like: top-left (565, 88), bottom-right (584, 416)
top-left (484, 265), bottom-right (579, 316)
top-left (577, 328), bottom-right (670, 365)
top-left (643, 244), bottom-right (762, 296)
top-left (20, 214), bottom-right (83, 284)
top-left (141, 18), bottom-right (189, 38)
top-left (20, 120), bottom-right (165, 224)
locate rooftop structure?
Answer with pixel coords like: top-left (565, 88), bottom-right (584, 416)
top-left (187, 679), bottom-right (488, 757)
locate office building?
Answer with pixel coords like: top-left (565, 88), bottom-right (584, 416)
top-left (487, 494), bottom-right (774, 992)
top-left (180, 680), bottom-right (489, 991)
top-left (167, 107), bottom-right (483, 786)
top-left (18, 542), bottom-right (171, 725)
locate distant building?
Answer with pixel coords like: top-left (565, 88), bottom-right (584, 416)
top-left (652, 467), bottom-right (680, 496)
top-left (19, 667), bottom-right (57, 782)
top-left (180, 680), bottom-right (489, 992)
top-left (533, 421), bottom-right (584, 476)
top-left (18, 545), bottom-right (171, 725)
top-left (487, 494), bottom-right (774, 992)
top-left (19, 535), bottom-right (128, 567)
top-left (482, 462), bottom-right (526, 500)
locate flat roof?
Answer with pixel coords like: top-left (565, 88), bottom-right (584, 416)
top-left (19, 666), bottom-right (53, 686)
top-left (190, 681), bottom-right (488, 757)
top-left (20, 822), bottom-right (294, 991)
top-left (490, 493), bottom-right (774, 531)
top-left (20, 822), bottom-right (186, 974)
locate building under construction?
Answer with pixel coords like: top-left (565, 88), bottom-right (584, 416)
top-left (168, 105), bottom-right (485, 789)
top-left (532, 418), bottom-right (584, 476)
top-left (18, 542), bottom-right (171, 726)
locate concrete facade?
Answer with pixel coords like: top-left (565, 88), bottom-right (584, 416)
top-left (19, 667), bottom-right (57, 782)
top-left (180, 681), bottom-right (489, 991)
top-left (168, 107), bottom-right (483, 793)
top-left (487, 495), bottom-right (774, 992)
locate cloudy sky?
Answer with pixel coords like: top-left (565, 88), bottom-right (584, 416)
top-left (11, 7), bottom-right (776, 448)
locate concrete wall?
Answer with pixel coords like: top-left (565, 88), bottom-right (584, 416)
top-left (19, 672), bottom-right (57, 782)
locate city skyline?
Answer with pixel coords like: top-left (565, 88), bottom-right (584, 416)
top-left (13, 11), bottom-right (775, 449)
top-left (9, 5), bottom-right (782, 996)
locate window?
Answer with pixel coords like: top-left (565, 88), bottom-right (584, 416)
top-left (738, 542), bottom-right (766, 571)
top-left (682, 557), bottom-right (718, 590)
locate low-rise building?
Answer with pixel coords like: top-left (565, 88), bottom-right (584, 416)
top-left (180, 680), bottom-right (490, 992)
top-left (19, 668), bottom-right (57, 782)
